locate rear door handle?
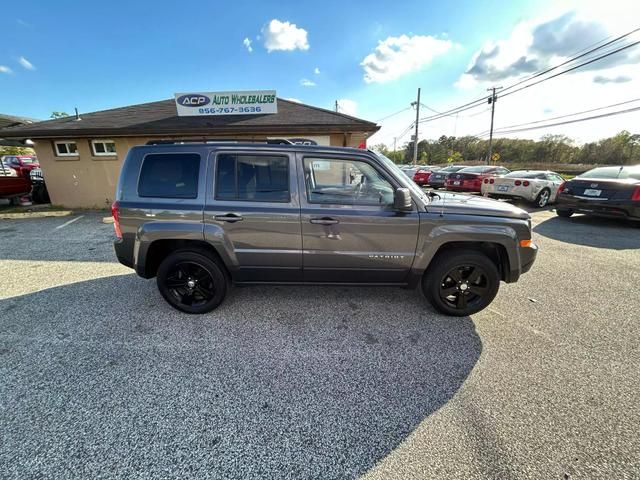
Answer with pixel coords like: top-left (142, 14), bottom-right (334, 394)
top-left (214, 214), bottom-right (243, 223)
top-left (310, 217), bottom-right (339, 225)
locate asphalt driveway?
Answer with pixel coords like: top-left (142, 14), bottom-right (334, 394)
top-left (0, 211), bottom-right (638, 479)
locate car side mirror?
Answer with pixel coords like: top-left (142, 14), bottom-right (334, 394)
top-left (394, 188), bottom-right (412, 211)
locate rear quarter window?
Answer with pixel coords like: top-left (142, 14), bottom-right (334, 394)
top-left (137, 153), bottom-right (200, 198)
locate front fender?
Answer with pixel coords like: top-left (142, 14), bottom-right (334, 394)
top-left (412, 214), bottom-right (527, 283)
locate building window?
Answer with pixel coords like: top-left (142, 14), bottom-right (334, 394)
top-left (54, 141), bottom-right (78, 157)
top-left (91, 140), bottom-right (117, 156)
top-left (138, 153), bottom-right (200, 199)
top-left (215, 154), bottom-right (289, 202)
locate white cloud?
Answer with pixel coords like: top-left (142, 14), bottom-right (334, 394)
top-left (337, 99), bottom-right (358, 116)
top-left (0, 65), bottom-right (13, 74)
top-left (262, 19), bottom-right (309, 52)
top-left (361, 34), bottom-right (453, 83)
top-left (243, 37), bottom-right (253, 53)
top-left (457, 11), bottom-right (640, 87)
top-left (300, 78), bottom-right (316, 87)
top-left (314, 67), bottom-right (320, 75)
top-left (445, 5), bottom-right (640, 144)
top-left (285, 97), bottom-right (302, 103)
top-left (18, 56), bottom-right (35, 70)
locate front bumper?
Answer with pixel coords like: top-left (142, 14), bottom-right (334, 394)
top-left (557, 195), bottom-right (640, 221)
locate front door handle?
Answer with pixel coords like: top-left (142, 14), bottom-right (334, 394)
top-left (310, 217), bottom-right (339, 225)
top-left (214, 214), bottom-right (243, 223)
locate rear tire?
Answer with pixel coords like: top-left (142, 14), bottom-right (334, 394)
top-left (422, 249), bottom-right (500, 317)
top-left (534, 188), bottom-right (551, 208)
top-left (156, 249), bottom-right (228, 314)
top-left (556, 209), bottom-right (573, 218)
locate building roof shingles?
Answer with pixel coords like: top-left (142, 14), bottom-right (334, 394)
top-left (0, 98), bottom-right (379, 138)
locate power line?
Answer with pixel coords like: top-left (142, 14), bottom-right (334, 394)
top-left (375, 106), bottom-right (412, 122)
top-left (477, 97), bottom-right (640, 136)
top-left (500, 39), bottom-right (640, 99)
top-left (499, 26), bottom-right (640, 96)
top-left (477, 105), bottom-right (640, 136)
top-left (417, 25), bottom-right (640, 126)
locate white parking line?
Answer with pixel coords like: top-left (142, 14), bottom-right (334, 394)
top-left (54, 215), bottom-right (85, 230)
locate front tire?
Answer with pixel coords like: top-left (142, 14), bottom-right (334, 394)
top-left (556, 209), bottom-right (573, 218)
top-left (422, 250), bottom-right (500, 317)
top-left (156, 250), bottom-right (228, 314)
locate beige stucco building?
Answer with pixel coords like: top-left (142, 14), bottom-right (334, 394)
top-left (0, 98), bottom-right (379, 208)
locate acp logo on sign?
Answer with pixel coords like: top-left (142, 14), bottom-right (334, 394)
top-left (177, 94), bottom-right (210, 107)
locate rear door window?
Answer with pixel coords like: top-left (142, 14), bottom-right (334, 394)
top-left (215, 154), bottom-right (290, 202)
top-left (138, 153), bottom-right (200, 198)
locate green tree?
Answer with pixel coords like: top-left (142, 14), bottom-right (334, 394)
top-left (50, 111), bottom-right (70, 119)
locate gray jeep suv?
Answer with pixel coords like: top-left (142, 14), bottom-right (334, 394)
top-left (113, 140), bottom-right (537, 316)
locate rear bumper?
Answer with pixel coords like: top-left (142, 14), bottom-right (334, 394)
top-left (486, 192), bottom-right (535, 202)
top-left (446, 183), bottom-right (482, 192)
top-left (557, 195), bottom-right (640, 220)
top-left (113, 237), bottom-right (135, 269)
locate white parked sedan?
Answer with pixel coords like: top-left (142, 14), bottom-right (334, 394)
top-left (481, 170), bottom-right (565, 207)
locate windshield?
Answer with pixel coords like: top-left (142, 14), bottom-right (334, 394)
top-left (19, 157), bottom-right (38, 165)
top-left (375, 152), bottom-right (429, 203)
top-left (579, 166), bottom-right (640, 180)
top-left (459, 166), bottom-right (493, 173)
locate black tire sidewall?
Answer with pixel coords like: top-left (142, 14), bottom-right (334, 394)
top-left (156, 251), bottom-right (227, 314)
top-left (423, 250), bottom-right (500, 317)
top-left (556, 209), bottom-right (573, 218)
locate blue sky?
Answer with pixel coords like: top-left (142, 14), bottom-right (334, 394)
top-left (1, 0), bottom-right (638, 145)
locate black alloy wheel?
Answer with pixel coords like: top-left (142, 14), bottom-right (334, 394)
top-left (423, 250), bottom-right (500, 316)
top-left (438, 265), bottom-right (490, 311)
top-left (166, 261), bottom-right (215, 307)
top-left (157, 250), bottom-right (227, 314)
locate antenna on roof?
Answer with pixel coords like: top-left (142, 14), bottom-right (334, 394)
top-left (74, 107), bottom-right (81, 121)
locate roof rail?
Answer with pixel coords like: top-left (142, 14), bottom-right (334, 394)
top-left (145, 138), bottom-right (293, 146)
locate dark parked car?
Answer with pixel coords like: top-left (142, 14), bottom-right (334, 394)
top-left (429, 165), bottom-right (467, 188)
top-left (446, 165), bottom-right (510, 193)
top-left (113, 140), bottom-right (537, 317)
top-left (556, 165), bottom-right (640, 224)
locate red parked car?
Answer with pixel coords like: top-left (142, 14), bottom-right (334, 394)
top-left (1, 155), bottom-right (40, 178)
top-left (0, 161), bottom-right (32, 200)
top-left (445, 165), bottom-right (510, 192)
top-left (413, 166), bottom-right (439, 186)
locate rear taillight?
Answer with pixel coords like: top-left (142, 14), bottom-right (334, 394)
top-left (523, 181), bottom-right (530, 186)
top-left (111, 201), bottom-right (122, 239)
top-left (632, 186), bottom-right (640, 201)
top-left (490, 178), bottom-right (495, 184)
top-left (515, 180), bottom-right (522, 186)
top-left (483, 178), bottom-right (489, 184)
top-left (558, 181), bottom-right (566, 194)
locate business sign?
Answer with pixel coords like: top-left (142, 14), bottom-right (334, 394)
top-left (174, 90), bottom-right (277, 116)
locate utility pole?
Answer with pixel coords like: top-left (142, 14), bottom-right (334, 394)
top-left (411, 88), bottom-right (421, 165)
top-left (393, 137), bottom-right (397, 153)
top-left (486, 86), bottom-right (502, 165)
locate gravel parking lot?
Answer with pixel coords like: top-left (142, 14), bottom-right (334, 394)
top-left (1, 210), bottom-right (639, 479)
